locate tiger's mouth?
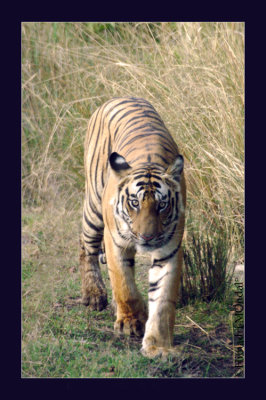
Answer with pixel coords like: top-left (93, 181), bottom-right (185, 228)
top-left (130, 220), bottom-right (177, 250)
top-left (133, 232), bottom-right (165, 250)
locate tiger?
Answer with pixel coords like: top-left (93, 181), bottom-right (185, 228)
top-left (79, 96), bottom-right (186, 358)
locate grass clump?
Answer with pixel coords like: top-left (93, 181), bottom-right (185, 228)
top-left (181, 229), bottom-right (235, 305)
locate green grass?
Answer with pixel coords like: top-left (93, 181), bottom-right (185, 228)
top-left (22, 22), bottom-right (244, 378)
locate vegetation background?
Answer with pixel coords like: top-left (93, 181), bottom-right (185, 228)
top-left (22, 22), bottom-right (244, 378)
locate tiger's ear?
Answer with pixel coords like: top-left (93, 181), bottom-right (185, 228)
top-left (109, 152), bottom-right (132, 177)
top-left (166, 154), bottom-right (184, 180)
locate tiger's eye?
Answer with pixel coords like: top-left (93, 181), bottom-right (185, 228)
top-left (131, 199), bottom-right (139, 207)
top-left (159, 201), bottom-right (166, 209)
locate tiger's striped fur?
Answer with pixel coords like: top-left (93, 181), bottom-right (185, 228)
top-left (79, 97), bottom-right (186, 358)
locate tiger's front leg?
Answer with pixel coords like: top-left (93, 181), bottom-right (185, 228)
top-left (104, 228), bottom-right (148, 337)
top-left (141, 247), bottom-right (183, 358)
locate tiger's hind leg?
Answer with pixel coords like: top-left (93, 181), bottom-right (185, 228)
top-left (79, 234), bottom-right (108, 311)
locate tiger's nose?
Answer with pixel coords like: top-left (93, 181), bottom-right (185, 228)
top-left (139, 234), bottom-right (155, 241)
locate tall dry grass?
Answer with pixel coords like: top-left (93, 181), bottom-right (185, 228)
top-left (22, 22), bottom-right (244, 260)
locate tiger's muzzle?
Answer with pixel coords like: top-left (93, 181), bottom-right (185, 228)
top-left (131, 192), bottom-right (164, 247)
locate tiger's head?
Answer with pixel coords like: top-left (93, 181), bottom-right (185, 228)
top-left (109, 152), bottom-right (185, 251)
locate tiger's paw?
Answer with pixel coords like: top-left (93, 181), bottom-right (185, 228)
top-left (141, 345), bottom-right (174, 359)
top-left (141, 336), bottom-right (176, 359)
top-left (81, 295), bottom-right (108, 311)
top-left (80, 288), bottom-right (108, 311)
top-left (114, 315), bottom-right (146, 338)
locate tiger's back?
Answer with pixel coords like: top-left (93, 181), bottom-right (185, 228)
top-left (84, 96), bottom-right (181, 195)
top-left (79, 97), bottom-right (186, 358)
